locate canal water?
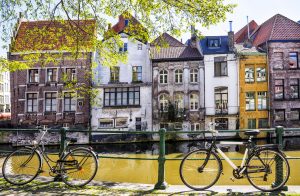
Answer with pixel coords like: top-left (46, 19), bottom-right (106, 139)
top-left (1, 137), bottom-right (300, 185)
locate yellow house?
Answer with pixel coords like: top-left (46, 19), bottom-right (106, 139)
top-left (237, 45), bottom-right (268, 130)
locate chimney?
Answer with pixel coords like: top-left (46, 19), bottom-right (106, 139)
top-left (228, 21), bottom-right (234, 52)
top-left (243, 17), bottom-right (253, 48)
top-left (190, 25), bottom-right (197, 48)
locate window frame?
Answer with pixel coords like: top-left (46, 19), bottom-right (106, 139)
top-left (246, 92), bottom-right (256, 111)
top-left (137, 43), bottom-right (142, 50)
top-left (274, 79), bottom-right (284, 100)
top-left (46, 68), bottom-right (58, 82)
top-left (28, 69), bottom-right (39, 83)
top-left (110, 67), bottom-right (120, 83)
top-left (288, 52), bottom-right (298, 69)
top-left (215, 118), bottom-right (228, 130)
top-left (98, 118), bottom-right (114, 129)
top-left (45, 92), bottom-right (57, 112)
top-left (214, 87), bottom-right (228, 114)
top-left (290, 109), bottom-right (300, 121)
top-left (248, 119), bottom-right (256, 129)
top-left (214, 61), bottom-right (228, 77)
top-left (159, 70), bottom-right (168, 84)
top-left (256, 67), bottom-right (267, 82)
top-left (159, 93), bottom-right (169, 112)
top-left (63, 92), bottom-right (76, 112)
top-left (190, 69), bottom-right (198, 83)
top-left (275, 109), bottom-right (285, 122)
top-left (175, 69), bottom-right (183, 84)
top-left (132, 66), bottom-right (142, 82)
top-left (257, 91), bottom-right (267, 110)
top-left (65, 68), bottom-right (76, 81)
top-left (245, 66), bottom-right (255, 83)
top-left (208, 39), bottom-right (221, 48)
top-left (26, 93), bottom-right (38, 113)
top-left (258, 118), bottom-right (269, 128)
top-left (190, 93), bottom-right (199, 111)
top-left (104, 87), bottom-right (140, 107)
top-left (290, 79), bottom-right (299, 99)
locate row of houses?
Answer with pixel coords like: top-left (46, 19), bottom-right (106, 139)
top-left (7, 13), bottom-right (300, 132)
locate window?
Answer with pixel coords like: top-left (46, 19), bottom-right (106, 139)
top-left (159, 70), bottom-right (168, 84)
top-left (215, 118), bottom-right (228, 130)
top-left (275, 110), bottom-right (285, 121)
top-left (275, 79), bottom-right (284, 99)
top-left (136, 117), bottom-right (142, 131)
top-left (45, 92), bottom-right (57, 112)
top-left (125, 19), bottom-right (129, 26)
top-left (115, 118), bottom-right (128, 127)
top-left (174, 93), bottom-right (184, 110)
top-left (246, 92), bottom-right (255, 111)
top-left (214, 62), bottom-right (227, 76)
top-left (273, 52), bottom-right (284, 69)
top-left (104, 87), bottom-right (140, 106)
top-left (190, 69), bottom-right (198, 83)
top-left (245, 67), bottom-right (254, 83)
top-left (258, 118), bottom-right (268, 128)
top-left (248, 119), bottom-right (256, 129)
top-left (256, 67), bottom-right (266, 82)
top-left (110, 67), bottom-right (120, 82)
top-left (289, 52), bottom-right (298, 69)
top-left (208, 39), bottom-right (220, 47)
top-left (215, 87), bottom-right (228, 114)
top-left (64, 92), bottom-right (76, 112)
top-left (29, 69), bottom-right (39, 83)
top-left (99, 119), bottom-right (114, 128)
top-left (47, 68), bottom-right (57, 82)
top-left (174, 122), bottom-right (183, 130)
top-left (290, 79), bottom-right (299, 99)
top-left (190, 93), bottom-right (199, 111)
top-left (290, 109), bottom-right (300, 121)
top-left (27, 93), bottom-right (38, 112)
top-left (160, 123), bottom-right (169, 130)
top-left (137, 44), bottom-right (142, 50)
top-left (257, 92), bottom-right (267, 110)
top-left (66, 68), bottom-right (76, 81)
top-left (191, 123), bottom-right (200, 131)
top-left (5, 95), bottom-right (9, 104)
top-left (0, 96), bottom-right (3, 104)
top-left (175, 69), bottom-right (183, 83)
top-left (159, 94), bottom-right (169, 112)
top-left (132, 66), bottom-right (142, 82)
top-left (0, 84), bottom-right (3, 92)
top-left (119, 43), bottom-right (128, 52)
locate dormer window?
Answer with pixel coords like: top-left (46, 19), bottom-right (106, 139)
top-left (208, 39), bottom-right (221, 48)
top-left (125, 19), bottom-right (129, 26)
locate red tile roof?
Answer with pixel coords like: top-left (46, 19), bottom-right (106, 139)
top-left (151, 33), bottom-right (184, 47)
top-left (234, 20), bottom-right (258, 44)
top-left (251, 14), bottom-right (300, 46)
top-left (12, 19), bottom-right (96, 52)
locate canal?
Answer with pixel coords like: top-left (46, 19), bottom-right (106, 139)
top-left (1, 137), bottom-right (300, 185)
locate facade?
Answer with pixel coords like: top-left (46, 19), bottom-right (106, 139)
top-left (250, 14), bottom-right (300, 128)
top-left (151, 33), bottom-right (204, 131)
top-left (9, 19), bottom-right (95, 128)
top-left (0, 72), bottom-right (10, 113)
top-left (91, 15), bottom-right (152, 131)
top-left (236, 45), bottom-right (268, 129)
top-left (200, 32), bottom-right (239, 131)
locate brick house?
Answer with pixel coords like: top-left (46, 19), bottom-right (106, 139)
top-left (8, 19), bottom-right (95, 128)
top-left (151, 33), bottom-right (204, 132)
top-left (250, 14), bottom-right (300, 128)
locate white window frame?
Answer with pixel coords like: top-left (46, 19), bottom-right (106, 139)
top-left (190, 93), bottom-right (199, 111)
top-left (159, 70), bottom-right (168, 84)
top-left (99, 118), bottom-right (114, 129)
top-left (190, 69), bottom-right (198, 83)
top-left (175, 69), bottom-right (183, 84)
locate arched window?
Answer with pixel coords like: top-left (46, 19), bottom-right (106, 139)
top-left (190, 69), bottom-right (198, 83)
top-left (159, 70), bottom-right (168, 84)
top-left (190, 93), bottom-right (199, 111)
top-left (159, 94), bottom-right (169, 112)
top-left (174, 93), bottom-right (184, 110)
top-left (175, 69), bottom-right (183, 83)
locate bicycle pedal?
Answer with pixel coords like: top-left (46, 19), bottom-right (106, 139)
top-left (221, 172), bottom-right (224, 175)
top-left (230, 177), bottom-right (235, 182)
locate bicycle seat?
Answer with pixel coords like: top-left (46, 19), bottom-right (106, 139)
top-left (244, 129), bottom-right (260, 136)
top-left (66, 138), bottom-right (77, 143)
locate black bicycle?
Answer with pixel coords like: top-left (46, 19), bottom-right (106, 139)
top-left (2, 126), bottom-right (98, 187)
top-left (180, 123), bottom-right (290, 192)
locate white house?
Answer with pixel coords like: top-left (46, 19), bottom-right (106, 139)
top-left (200, 31), bottom-right (239, 131)
top-left (91, 14), bottom-right (152, 132)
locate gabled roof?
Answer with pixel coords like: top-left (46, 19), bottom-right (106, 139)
top-left (234, 20), bottom-right (258, 44)
top-left (251, 14), bottom-right (300, 46)
top-left (107, 13), bottom-right (148, 43)
top-left (151, 33), bottom-right (184, 47)
top-left (199, 36), bottom-right (230, 54)
top-left (12, 20), bottom-right (96, 52)
top-left (150, 33), bottom-right (202, 61)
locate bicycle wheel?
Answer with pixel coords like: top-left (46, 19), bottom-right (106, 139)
top-left (180, 149), bottom-right (222, 190)
top-left (2, 148), bottom-right (41, 185)
top-left (61, 147), bottom-right (98, 187)
top-left (246, 149), bottom-right (290, 192)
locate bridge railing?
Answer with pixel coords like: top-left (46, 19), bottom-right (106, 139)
top-left (0, 126), bottom-right (300, 190)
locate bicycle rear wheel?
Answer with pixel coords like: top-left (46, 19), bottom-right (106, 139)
top-left (61, 147), bottom-right (98, 187)
top-left (179, 149), bottom-right (222, 190)
top-left (2, 148), bottom-right (41, 185)
top-left (246, 149), bottom-right (290, 192)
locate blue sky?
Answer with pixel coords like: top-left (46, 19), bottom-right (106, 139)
top-left (1, 0), bottom-right (300, 58)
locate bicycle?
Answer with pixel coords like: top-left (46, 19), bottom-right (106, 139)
top-left (179, 123), bottom-right (290, 192)
top-left (2, 126), bottom-right (98, 187)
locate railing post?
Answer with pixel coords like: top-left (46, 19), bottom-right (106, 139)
top-left (59, 126), bottom-right (67, 158)
top-left (154, 128), bottom-right (168, 190)
top-left (274, 126), bottom-right (288, 191)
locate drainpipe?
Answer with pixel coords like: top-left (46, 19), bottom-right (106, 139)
top-left (265, 41), bottom-right (271, 128)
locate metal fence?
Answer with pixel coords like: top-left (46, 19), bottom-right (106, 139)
top-left (0, 126), bottom-right (299, 190)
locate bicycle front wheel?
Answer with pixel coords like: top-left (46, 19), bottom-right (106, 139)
top-left (246, 149), bottom-right (290, 192)
top-left (2, 148), bottom-right (41, 185)
top-left (61, 147), bottom-right (98, 187)
top-left (179, 149), bottom-right (222, 190)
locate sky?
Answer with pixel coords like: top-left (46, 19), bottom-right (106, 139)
top-left (1, 0), bottom-right (300, 58)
